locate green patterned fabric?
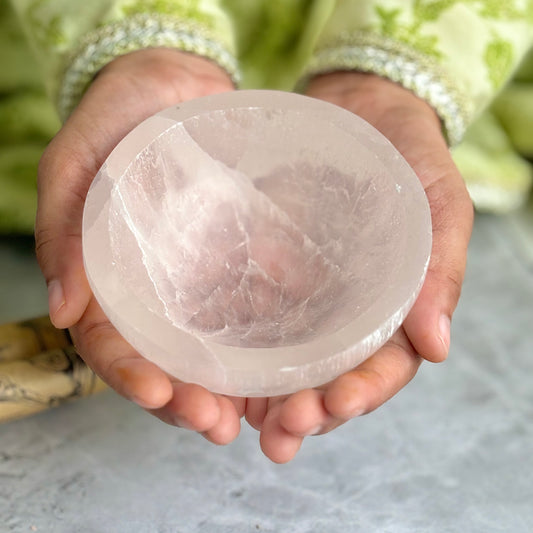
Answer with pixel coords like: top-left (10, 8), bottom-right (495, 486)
top-left (1, 0), bottom-right (533, 233)
top-left (11, 0), bottom-right (238, 118)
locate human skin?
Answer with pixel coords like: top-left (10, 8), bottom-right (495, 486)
top-left (253, 72), bottom-right (473, 461)
top-left (36, 48), bottom-right (473, 463)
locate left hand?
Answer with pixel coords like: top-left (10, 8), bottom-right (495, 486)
top-left (36, 49), bottom-right (245, 445)
top-left (245, 72), bottom-right (474, 463)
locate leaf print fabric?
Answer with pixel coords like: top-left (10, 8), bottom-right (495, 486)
top-left (2, 0), bottom-right (533, 227)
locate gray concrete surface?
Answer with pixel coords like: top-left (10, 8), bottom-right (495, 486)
top-left (1, 207), bottom-right (532, 532)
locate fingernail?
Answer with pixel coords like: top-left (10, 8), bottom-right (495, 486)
top-left (347, 406), bottom-right (365, 419)
top-left (47, 280), bottom-right (65, 321)
top-left (306, 425), bottom-right (323, 436)
top-left (131, 394), bottom-right (158, 410)
top-left (172, 415), bottom-right (196, 431)
top-left (439, 314), bottom-right (451, 354)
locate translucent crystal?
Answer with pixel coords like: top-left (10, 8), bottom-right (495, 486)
top-left (82, 90), bottom-right (431, 396)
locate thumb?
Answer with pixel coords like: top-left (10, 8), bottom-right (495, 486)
top-left (403, 157), bottom-right (474, 363)
top-left (363, 105), bottom-right (474, 364)
top-left (34, 61), bottom-right (157, 329)
top-left (35, 128), bottom-right (95, 329)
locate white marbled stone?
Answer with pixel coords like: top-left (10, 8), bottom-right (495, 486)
top-left (82, 90), bottom-right (431, 396)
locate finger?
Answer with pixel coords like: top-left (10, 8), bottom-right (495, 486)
top-left (324, 329), bottom-right (422, 420)
top-left (36, 77), bottom-right (156, 329)
top-left (70, 299), bottom-right (173, 409)
top-left (308, 75), bottom-right (473, 363)
top-left (368, 108), bottom-right (473, 363)
top-left (36, 137), bottom-right (93, 329)
top-left (245, 395), bottom-right (288, 431)
top-left (201, 395), bottom-right (241, 445)
top-left (226, 396), bottom-right (247, 418)
top-left (149, 382), bottom-right (221, 433)
top-left (259, 401), bottom-right (303, 464)
top-left (278, 389), bottom-right (331, 437)
top-left (36, 111), bottom-right (127, 329)
top-left (245, 397), bottom-right (269, 430)
top-left (403, 149), bottom-right (473, 362)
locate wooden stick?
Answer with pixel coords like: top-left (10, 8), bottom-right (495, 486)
top-left (0, 344), bottom-right (107, 423)
top-left (0, 316), bottom-right (71, 362)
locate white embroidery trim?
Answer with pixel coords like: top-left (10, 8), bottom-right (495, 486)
top-left (58, 13), bottom-right (240, 120)
top-left (302, 34), bottom-right (471, 146)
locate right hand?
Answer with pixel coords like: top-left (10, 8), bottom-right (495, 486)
top-left (36, 49), bottom-right (246, 444)
top-left (247, 72), bottom-right (473, 463)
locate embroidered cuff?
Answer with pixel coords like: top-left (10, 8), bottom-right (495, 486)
top-left (301, 33), bottom-right (471, 146)
top-left (57, 13), bottom-right (240, 121)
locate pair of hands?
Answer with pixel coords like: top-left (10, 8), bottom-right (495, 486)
top-left (36, 49), bottom-right (473, 463)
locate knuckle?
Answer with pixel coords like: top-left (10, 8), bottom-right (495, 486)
top-left (445, 269), bottom-right (465, 305)
top-left (427, 262), bottom-right (465, 310)
top-left (34, 226), bottom-right (54, 269)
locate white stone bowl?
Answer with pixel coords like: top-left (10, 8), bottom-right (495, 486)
top-left (82, 90), bottom-right (431, 396)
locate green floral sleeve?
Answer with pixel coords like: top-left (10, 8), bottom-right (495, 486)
top-left (9, 0), bottom-right (239, 120)
top-left (5, 0), bottom-right (532, 220)
top-left (305, 0), bottom-right (533, 146)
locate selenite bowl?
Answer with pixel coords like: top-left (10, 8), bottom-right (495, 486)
top-left (82, 90), bottom-right (431, 396)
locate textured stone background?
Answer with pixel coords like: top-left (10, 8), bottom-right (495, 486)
top-left (1, 206), bottom-right (532, 532)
